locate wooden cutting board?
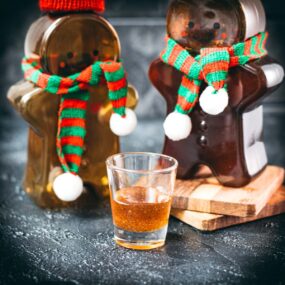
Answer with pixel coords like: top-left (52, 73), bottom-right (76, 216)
top-left (172, 166), bottom-right (284, 217)
top-left (171, 186), bottom-right (285, 232)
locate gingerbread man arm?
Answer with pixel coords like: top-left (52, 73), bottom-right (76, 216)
top-left (126, 84), bottom-right (139, 110)
top-left (260, 59), bottom-right (284, 89)
top-left (7, 80), bottom-right (48, 134)
top-left (149, 58), bottom-right (183, 111)
top-left (149, 59), bottom-right (171, 97)
top-left (234, 56), bottom-right (284, 111)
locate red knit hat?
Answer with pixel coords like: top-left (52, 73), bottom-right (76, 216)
top-left (39, 0), bottom-right (105, 13)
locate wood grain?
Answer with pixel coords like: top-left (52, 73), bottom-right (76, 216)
top-left (171, 186), bottom-right (285, 232)
top-left (172, 166), bottom-right (284, 217)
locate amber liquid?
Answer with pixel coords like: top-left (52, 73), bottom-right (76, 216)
top-left (111, 186), bottom-right (171, 232)
top-left (110, 186), bottom-right (171, 250)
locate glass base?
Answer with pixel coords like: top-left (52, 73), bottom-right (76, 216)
top-left (114, 225), bottom-right (168, 250)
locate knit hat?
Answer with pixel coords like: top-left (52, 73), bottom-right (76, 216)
top-left (160, 32), bottom-right (268, 141)
top-left (39, 0), bottom-right (105, 13)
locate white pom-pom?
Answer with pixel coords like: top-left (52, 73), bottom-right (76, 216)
top-left (110, 108), bottom-right (137, 136)
top-left (199, 86), bottom-right (229, 115)
top-left (163, 112), bottom-right (192, 141)
top-left (53, 173), bottom-right (83, 202)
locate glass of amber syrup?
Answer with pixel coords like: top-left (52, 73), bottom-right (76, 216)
top-left (106, 152), bottom-right (178, 250)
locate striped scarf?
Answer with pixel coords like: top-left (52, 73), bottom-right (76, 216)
top-left (22, 58), bottom-right (128, 175)
top-left (160, 32), bottom-right (268, 115)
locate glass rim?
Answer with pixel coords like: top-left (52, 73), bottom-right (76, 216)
top-left (106, 152), bottom-right (178, 174)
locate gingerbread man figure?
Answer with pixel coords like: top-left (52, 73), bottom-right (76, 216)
top-left (149, 0), bottom-right (284, 187)
top-left (8, 0), bottom-right (138, 207)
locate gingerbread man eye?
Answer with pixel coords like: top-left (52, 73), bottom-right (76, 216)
top-left (188, 21), bottom-right (195, 29)
top-left (213, 22), bottom-right (220, 30)
top-left (93, 50), bottom-right (99, 56)
top-left (67, 51), bottom-right (74, 59)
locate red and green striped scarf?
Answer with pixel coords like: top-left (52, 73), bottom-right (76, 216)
top-left (22, 58), bottom-right (128, 175)
top-left (160, 32), bottom-right (268, 115)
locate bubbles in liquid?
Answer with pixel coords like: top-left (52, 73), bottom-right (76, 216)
top-left (111, 186), bottom-right (172, 233)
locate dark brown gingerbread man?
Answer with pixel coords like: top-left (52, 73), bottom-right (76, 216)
top-left (149, 0), bottom-right (284, 187)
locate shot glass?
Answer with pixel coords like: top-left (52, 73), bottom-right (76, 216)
top-left (106, 152), bottom-right (178, 250)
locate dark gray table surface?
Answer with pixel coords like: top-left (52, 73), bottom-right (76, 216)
top-left (0, 113), bottom-right (285, 285)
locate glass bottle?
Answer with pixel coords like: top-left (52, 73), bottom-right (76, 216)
top-left (8, 12), bottom-right (138, 208)
top-left (149, 0), bottom-right (283, 187)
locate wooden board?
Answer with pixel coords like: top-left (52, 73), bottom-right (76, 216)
top-left (172, 166), bottom-right (284, 217)
top-left (171, 186), bottom-right (285, 232)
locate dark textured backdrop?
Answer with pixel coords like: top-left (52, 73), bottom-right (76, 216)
top-left (0, 1), bottom-right (285, 284)
top-left (1, 0), bottom-right (285, 164)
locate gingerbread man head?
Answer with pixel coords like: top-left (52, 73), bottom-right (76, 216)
top-left (25, 1), bottom-right (120, 76)
top-left (166, 0), bottom-right (266, 53)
